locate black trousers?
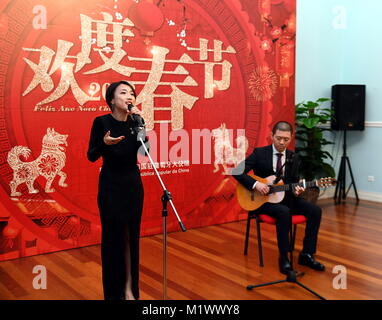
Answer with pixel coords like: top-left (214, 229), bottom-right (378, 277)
top-left (255, 196), bottom-right (322, 256)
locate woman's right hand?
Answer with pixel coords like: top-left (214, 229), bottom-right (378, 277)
top-left (103, 130), bottom-right (125, 145)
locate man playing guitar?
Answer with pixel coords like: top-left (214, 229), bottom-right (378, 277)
top-left (233, 121), bottom-right (326, 275)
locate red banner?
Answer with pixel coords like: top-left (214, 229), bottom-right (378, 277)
top-left (0, 0), bottom-right (296, 261)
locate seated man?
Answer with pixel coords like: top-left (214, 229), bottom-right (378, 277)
top-left (233, 121), bottom-right (325, 274)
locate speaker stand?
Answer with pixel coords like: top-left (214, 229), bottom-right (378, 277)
top-left (334, 129), bottom-right (359, 204)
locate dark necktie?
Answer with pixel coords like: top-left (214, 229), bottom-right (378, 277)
top-left (276, 153), bottom-right (283, 173)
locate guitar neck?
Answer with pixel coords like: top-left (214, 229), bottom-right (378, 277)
top-left (271, 180), bottom-right (317, 193)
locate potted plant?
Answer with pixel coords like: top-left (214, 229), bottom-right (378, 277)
top-left (295, 98), bottom-right (336, 203)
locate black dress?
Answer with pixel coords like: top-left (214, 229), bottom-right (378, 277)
top-left (87, 113), bottom-right (147, 300)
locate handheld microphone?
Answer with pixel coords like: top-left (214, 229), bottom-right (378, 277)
top-left (128, 103), bottom-right (145, 132)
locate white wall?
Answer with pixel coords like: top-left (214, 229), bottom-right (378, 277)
top-left (296, 0), bottom-right (382, 202)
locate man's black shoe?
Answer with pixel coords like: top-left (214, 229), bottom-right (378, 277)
top-left (298, 253), bottom-right (325, 271)
top-left (278, 255), bottom-right (293, 275)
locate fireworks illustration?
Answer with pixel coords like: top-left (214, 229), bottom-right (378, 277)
top-left (248, 66), bottom-right (278, 102)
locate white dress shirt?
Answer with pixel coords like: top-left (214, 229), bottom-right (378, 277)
top-left (252, 145), bottom-right (286, 190)
top-left (272, 144), bottom-right (286, 175)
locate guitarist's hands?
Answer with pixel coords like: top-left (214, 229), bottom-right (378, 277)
top-left (255, 182), bottom-right (270, 196)
top-left (293, 184), bottom-right (305, 196)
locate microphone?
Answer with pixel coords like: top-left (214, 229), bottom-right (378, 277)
top-left (128, 103), bottom-right (145, 133)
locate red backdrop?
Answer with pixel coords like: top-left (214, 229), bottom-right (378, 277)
top-left (0, 0), bottom-right (296, 261)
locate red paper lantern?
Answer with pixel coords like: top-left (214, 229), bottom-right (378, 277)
top-left (128, 1), bottom-right (164, 36)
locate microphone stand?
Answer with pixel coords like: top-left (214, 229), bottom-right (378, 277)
top-left (246, 153), bottom-right (326, 300)
top-left (134, 125), bottom-right (186, 301)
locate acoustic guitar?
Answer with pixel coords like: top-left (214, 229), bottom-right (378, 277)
top-left (236, 173), bottom-right (336, 211)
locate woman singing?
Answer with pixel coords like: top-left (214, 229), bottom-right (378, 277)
top-left (87, 80), bottom-right (148, 300)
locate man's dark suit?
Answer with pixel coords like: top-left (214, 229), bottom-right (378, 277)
top-left (233, 145), bottom-right (322, 256)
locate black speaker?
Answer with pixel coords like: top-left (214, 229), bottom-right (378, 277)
top-left (331, 84), bottom-right (365, 130)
